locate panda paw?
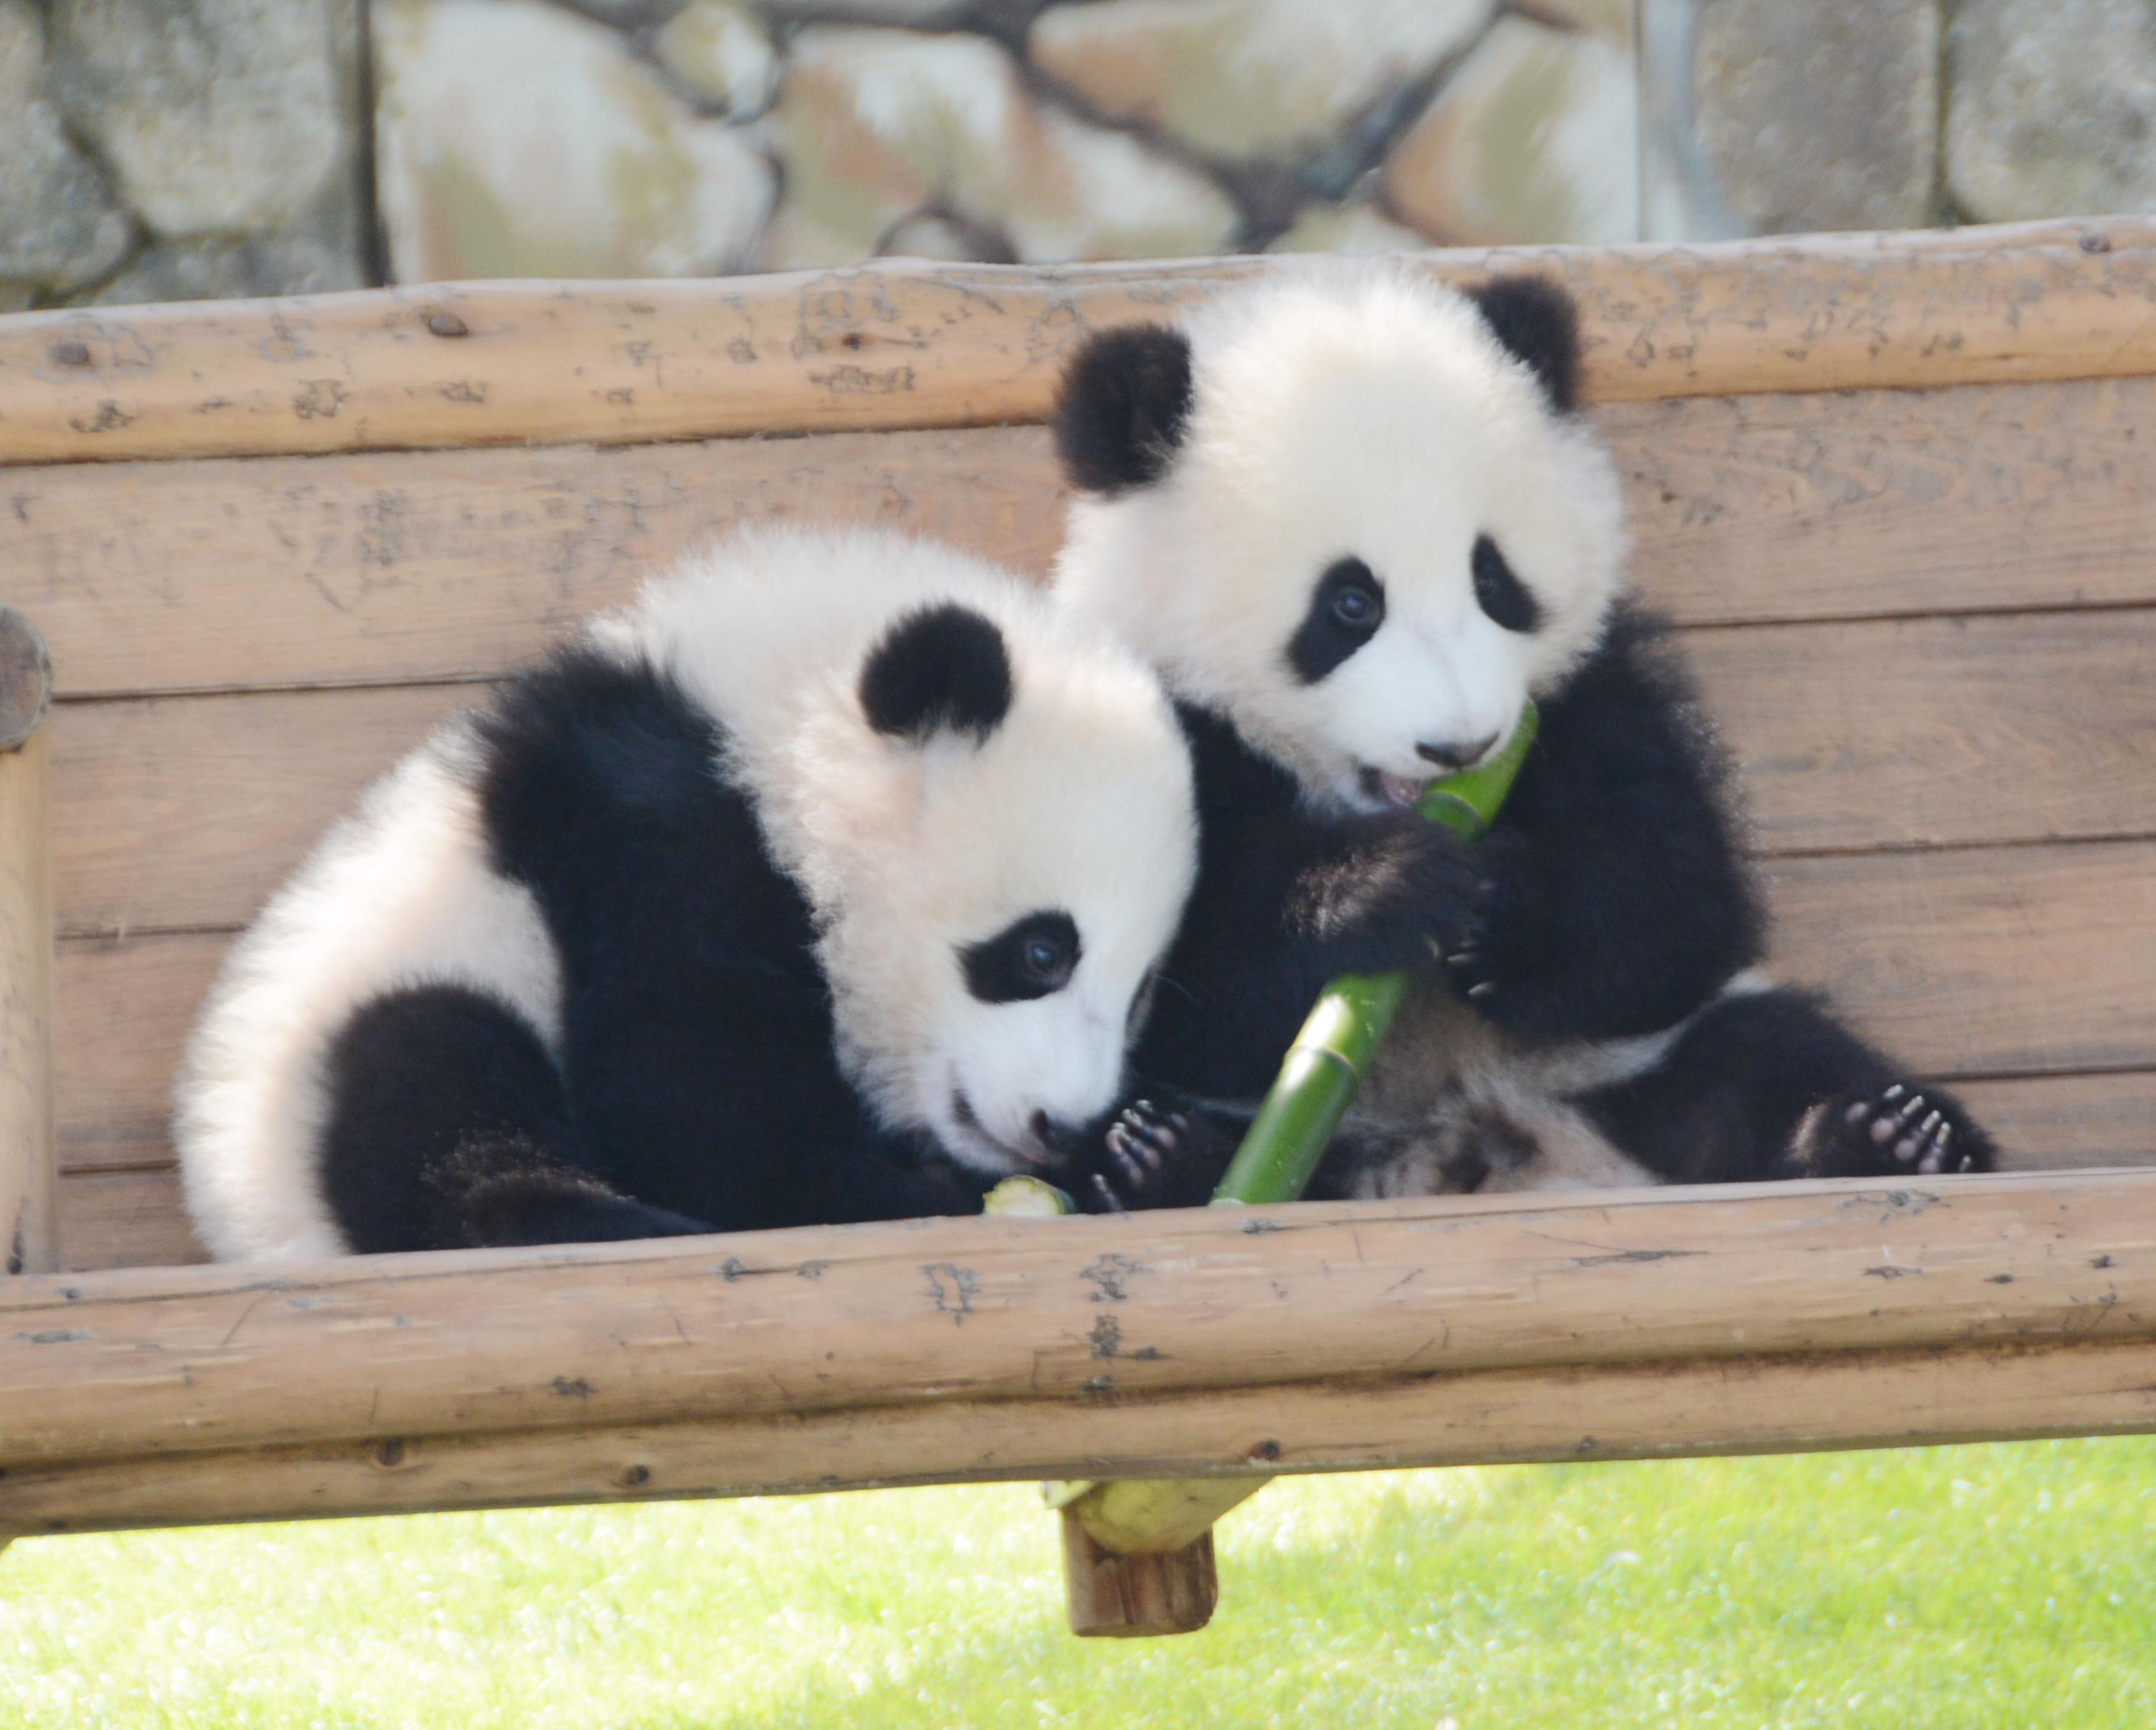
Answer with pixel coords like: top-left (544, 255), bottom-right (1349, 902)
top-left (1801, 1083), bottom-right (1998, 1179)
top-left (1079, 1097), bottom-right (1241, 1213)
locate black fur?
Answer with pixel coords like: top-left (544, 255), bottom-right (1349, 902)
top-left (961, 909), bottom-right (1080, 1004)
top-left (1466, 276), bottom-right (1582, 414)
top-left (1578, 987), bottom-right (1996, 1184)
top-left (1072, 604), bottom-right (1996, 1212)
top-left (1286, 557), bottom-right (1386, 684)
top-left (1051, 325), bottom-right (1195, 494)
top-left (318, 648), bottom-right (992, 1253)
top-left (1471, 535), bottom-right (1541, 633)
top-left (858, 603), bottom-right (1012, 743)
top-left (321, 985), bottom-right (707, 1252)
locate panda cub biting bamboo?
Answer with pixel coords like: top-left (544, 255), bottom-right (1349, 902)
top-left (1050, 265), bottom-right (1997, 1208)
top-left (176, 525), bottom-right (1197, 1260)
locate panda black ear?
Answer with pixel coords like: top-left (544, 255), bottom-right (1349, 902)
top-left (1051, 324), bottom-right (1195, 494)
top-left (1466, 276), bottom-right (1582, 414)
top-left (859, 603), bottom-right (1013, 745)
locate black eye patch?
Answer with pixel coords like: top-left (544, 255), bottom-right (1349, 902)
top-left (960, 910), bottom-right (1081, 1004)
top-left (1286, 557), bottom-right (1386, 684)
top-left (1471, 535), bottom-right (1542, 633)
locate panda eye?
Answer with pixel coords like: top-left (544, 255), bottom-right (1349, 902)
top-left (1471, 535), bottom-right (1542, 633)
top-left (1288, 557), bottom-right (1386, 684)
top-left (1330, 584), bottom-right (1377, 626)
top-left (960, 911), bottom-right (1082, 1004)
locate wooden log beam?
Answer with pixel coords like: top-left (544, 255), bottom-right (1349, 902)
top-left (1, 219), bottom-right (2154, 469)
top-left (4, 1326), bottom-right (2154, 1539)
top-left (3, 1171), bottom-right (2152, 1478)
top-left (0, 606), bottom-right (54, 1278)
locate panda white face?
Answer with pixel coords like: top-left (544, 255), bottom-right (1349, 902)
top-left (655, 530), bottom-right (1198, 1180)
top-left (1053, 269), bottom-right (1628, 816)
top-left (828, 603), bottom-right (1198, 1176)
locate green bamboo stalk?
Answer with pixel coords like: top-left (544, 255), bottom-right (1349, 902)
top-left (1050, 705), bottom-right (1541, 1561)
top-left (1209, 700), bottom-right (1541, 1207)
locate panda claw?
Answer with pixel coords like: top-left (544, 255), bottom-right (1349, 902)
top-left (1090, 1173), bottom-right (1129, 1215)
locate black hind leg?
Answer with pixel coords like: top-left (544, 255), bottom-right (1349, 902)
top-left (321, 985), bottom-right (712, 1253)
top-left (1577, 987), bottom-right (1998, 1186)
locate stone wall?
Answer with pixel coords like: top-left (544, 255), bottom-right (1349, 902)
top-left (3, 0), bottom-right (2155, 309)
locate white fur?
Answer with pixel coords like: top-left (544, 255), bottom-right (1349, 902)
top-left (176, 726), bottom-right (561, 1262)
top-left (1059, 264), bottom-right (1628, 813)
top-left (176, 525), bottom-right (1196, 1261)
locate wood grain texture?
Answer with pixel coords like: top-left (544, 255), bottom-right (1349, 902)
top-left (56, 1069), bottom-right (2156, 1272)
top-left (7, 1332), bottom-right (2154, 1537)
top-left (1, 726), bottom-right (55, 1274)
top-left (1606, 372), bottom-right (2156, 625)
top-left (47, 830), bottom-right (2156, 1196)
top-left (1, 220), bottom-right (2152, 467)
top-left (42, 606), bottom-right (2156, 941)
top-left (1, 427), bottom-right (1068, 700)
top-left (1062, 1517), bottom-right (1217, 1637)
top-left (11, 374), bottom-right (2156, 701)
top-left (1767, 840), bottom-right (2156, 1078)
top-left (2, 1170), bottom-right (2152, 1474)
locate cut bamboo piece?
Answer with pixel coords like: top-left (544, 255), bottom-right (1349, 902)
top-left (1061, 1515), bottom-right (1217, 1638)
top-left (1, 606), bottom-right (54, 1277)
top-left (3, 219), bottom-right (2155, 468)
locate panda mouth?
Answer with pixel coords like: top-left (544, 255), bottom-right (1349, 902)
top-left (1360, 766), bottom-right (1436, 810)
top-left (949, 1089), bottom-right (1051, 1171)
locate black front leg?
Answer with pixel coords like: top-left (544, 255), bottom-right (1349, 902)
top-left (1458, 612), bottom-right (1766, 1044)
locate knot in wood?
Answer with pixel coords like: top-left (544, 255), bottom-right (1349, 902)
top-left (425, 310), bottom-right (471, 339)
top-left (47, 338), bottom-right (93, 369)
top-left (2081, 231), bottom-right (2112, 255)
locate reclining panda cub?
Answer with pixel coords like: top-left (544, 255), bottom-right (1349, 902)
top-left (1050, 265), bottom-right (1996, 1208)
top-left (177, 527), bottom-right (1198, 1259)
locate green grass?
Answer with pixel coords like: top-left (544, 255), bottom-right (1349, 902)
top-left (4, 1439), bottom-right (2153, 1728)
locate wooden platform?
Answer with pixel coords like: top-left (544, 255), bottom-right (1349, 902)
top-left (1, 223), bottom-right (2154, 1584)
top-left (4, 223), bottom-right (2154, 1271)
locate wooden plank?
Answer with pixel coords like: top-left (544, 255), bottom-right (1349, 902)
top-left (1, 427), bottom-right (1068, 699)
top-left (52, 1169), bottom-right (202, 1273)
top-left (2, 221), bottom-right (2154, 469)
top-left (1767, 839), bottom-right (2156, 1078)
top-left (1684, 609), bottom-right (2156, 855)
top-left (42, 606), bottom-right (2156, 940)
top-left (46, 834), bottom-right (2156, 1192)
top-left (12, 374), bottom-right (2156, 701)
top-left (46, 1075), bottom-right (2156, 1281)
top-left (2, 1170), bottom-right (2152, 1474)
top-left (1607, 371), bottom-right (2156, 626)
top-left (1, 609), bottom-right (56, 1273)
top-left (7, 1331), bottom-right (2155, 1537)
top-left (52, 684), bottom-right (479, 939)
top-left (54, 931), bottom-right (218, 1176)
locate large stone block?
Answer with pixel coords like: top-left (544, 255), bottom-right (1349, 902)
top-left (46, 0), bottom-right (351, 238)
top-left (1029, 0), bottom-right (1491, 165)
top-left (1949, 0), bottom-right (2156, 221)
top-left (84, 234), bottom-right (365, 306)
top-left (763, 27), bottom-right (1238, 268)
top-left (1384, 15), bottom-right (1637, 245)
top-left (0, 0), bottom-right (131, 294)
top-left (1692, 0), bottom-right (1940, 235)
top-left (373, 0), bottom-right (775, 281)
top-left (654, 0), bottom-right (777, 120)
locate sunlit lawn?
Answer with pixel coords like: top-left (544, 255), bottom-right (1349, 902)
top-left (5, 1438), bottom-right (2153, 1728)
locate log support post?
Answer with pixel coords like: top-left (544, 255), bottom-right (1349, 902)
top-left (1059, 1509), bottom-right (1219, 1638)
top-left (1, 605), bottom-right (56, 1281)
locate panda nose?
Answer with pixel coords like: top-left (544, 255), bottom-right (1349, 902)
top-left (1416, 732), bottom-right (1500, 772)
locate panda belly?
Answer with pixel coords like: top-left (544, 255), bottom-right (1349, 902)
top-left (175, 727), bottom-right (564, 1263)
top-left (1325, 980), bottom-right (1668, 1200)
